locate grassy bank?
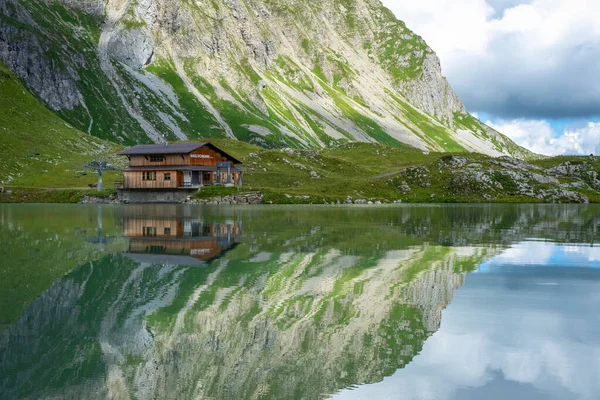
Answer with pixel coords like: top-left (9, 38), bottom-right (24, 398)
top-left (0, 188), bottom-right (117, 204)
top-left (2, 137), bottom-right (599, 204)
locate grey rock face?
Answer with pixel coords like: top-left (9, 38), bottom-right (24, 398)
top-left (0, 3), bottom-right (81, 110)
top-left (107, 28), bottom-right (155, 69)
top-left (397, 53), bottom-right (466, 125)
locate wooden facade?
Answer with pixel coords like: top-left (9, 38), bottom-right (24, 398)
top-left (117, 142), bottom-right (243, 191)
top-left (128, 146), bottom-right (233, 167)
top-left (122, 170), bottom-right (182, 190)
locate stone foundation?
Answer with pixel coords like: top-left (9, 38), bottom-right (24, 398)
top-left (186, 193), bottom-right (263, 205)
top-left (117, 189), bottom-right (198, 204)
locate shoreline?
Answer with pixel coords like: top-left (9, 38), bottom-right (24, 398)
top-left (0, 189), bottom-right (595, 205)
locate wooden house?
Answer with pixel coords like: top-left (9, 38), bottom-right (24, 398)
top-left (116, 142), bottom-right (243, 203)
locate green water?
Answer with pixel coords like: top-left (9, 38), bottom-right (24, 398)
top-left (1, 204), bottom-right (599, 400)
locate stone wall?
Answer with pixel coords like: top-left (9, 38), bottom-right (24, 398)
top-left (187, 193), bottom-right (263, 205)
top-left (117, 189), bottom-right (197, 203)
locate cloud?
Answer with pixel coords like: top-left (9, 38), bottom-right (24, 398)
top-left (380, 0), bottom-right (600, 120)
top-left (334, 244), bottom-right (600, 400)
top-left (486, 118), bottom-right (600, 155)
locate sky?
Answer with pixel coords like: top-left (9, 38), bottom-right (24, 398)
top-left (380, 0), bottom-right (600, 156)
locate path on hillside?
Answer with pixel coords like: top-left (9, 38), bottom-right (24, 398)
top-left (371, 170), bottom-right (406, 180)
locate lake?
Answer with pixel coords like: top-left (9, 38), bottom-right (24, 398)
top-left (1, 204), bottom-right (599, 400)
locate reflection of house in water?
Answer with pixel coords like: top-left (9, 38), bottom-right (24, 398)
top-left (122, 208), bottom-right (242, 266)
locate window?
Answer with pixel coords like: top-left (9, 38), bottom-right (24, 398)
top-left (143, 227), bottom-right (157, 237)
top-left (150, 155), bottom-right (164, 162)
top-left (142, 171), bottom-right (156, 181)
top-left (164, 173), bottom-right (171, 181)
top-left (149, 245), bottom-right (166, 254)
top-left (164, 227), bottom-right (171, 235)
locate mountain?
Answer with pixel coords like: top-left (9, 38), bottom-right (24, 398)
top-left (0, 0), bottom-right (533, 158)
top-left (0, 61), bottom-right (119, 186)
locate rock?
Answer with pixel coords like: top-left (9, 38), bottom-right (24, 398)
top-left (344, 196), bottom-right (353, 204)
top-left (493, 157), bottom-right (535, 171)
top-left (282, 158), bottom-right (309, 171)
top-left (79, 194), bottom-right (120, 204)
top-left (249, 153), bottom-right (258, 158)
top-left (399, 181), bottom-right (411, 193)
top-left (336, 200), bottom-right (341, 205)
top-left (367, 201), bottom-right (373, 205)
top-left (402, 167), bottom-right (431, 188)
top-left (0, 187), bottom-right (4, 193)
top-left (449, 169), bottom-right (496, 196)
top-left (310, 171), bottom-right (320, 179)
top-left (530, 173), bottom-right (559, 185)
top-left (430, 194), bottom-right (436, 199)
top-left (396, 200), bottom-right (402, 204)
top-left (547, 161), bottom-right (589, 177)
top-left (438, 155), bottom-right (468, 168)
top-left (107, 25), bottom-right (155, 69)
top-left (375, 201), bottom-right (382, 205)
top-left (354, 199), bottom-right (367, 204)
top-left (6, 190), bottom-right (12, 195)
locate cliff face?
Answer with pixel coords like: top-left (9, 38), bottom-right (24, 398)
top-left (0, 0), bottom-right (532, 157)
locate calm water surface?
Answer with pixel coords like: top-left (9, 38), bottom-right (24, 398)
top-left (1, 204), bottom-right (599, 400)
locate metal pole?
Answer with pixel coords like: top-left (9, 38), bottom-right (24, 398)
top-left (98, 170), bottom-right (103, 191)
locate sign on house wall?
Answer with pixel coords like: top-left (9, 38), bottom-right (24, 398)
top-left (191, 154), bottom-right (213, 159)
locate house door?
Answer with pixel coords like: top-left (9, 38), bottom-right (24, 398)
top-left (183, 171), bottom-right (192, 187)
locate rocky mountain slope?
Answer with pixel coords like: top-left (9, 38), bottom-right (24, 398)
top-left (1, 0), bottom-right (532, 158)
top-left (0, 61), bottom-right (119, 186)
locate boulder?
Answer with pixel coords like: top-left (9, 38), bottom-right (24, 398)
top-left (399, 181), bottom-right (411, 193)
top-left (438, 155), bottom-right (468, 168)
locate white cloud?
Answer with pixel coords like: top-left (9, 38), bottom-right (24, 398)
top-left (380, 0), bottom-right (600, 120)
top-left (335, 245), bottom-right (600, 400)
top-left (486, 119), bottom-right (600, 155)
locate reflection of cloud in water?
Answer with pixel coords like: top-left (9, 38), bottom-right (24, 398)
top-left (336, 244), bottom-right (600, 400)
top-left (478, 242), bottom-right (600, 271)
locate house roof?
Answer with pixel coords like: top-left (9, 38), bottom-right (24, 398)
top-left (118, 142), bottom-right (243, 164)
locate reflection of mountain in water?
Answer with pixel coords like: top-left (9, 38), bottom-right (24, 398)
top-left (0, 243), bottom-right (492, 399)
top-left (2, 204), bottom-right (600, 399)
top-left (121, 206), bottom-right (242, 266)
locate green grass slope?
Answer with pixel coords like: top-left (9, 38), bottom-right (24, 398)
top-left (195, 139), bottom-right (600, 204)
top-left (0, 62), bottom-right (123, 189)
